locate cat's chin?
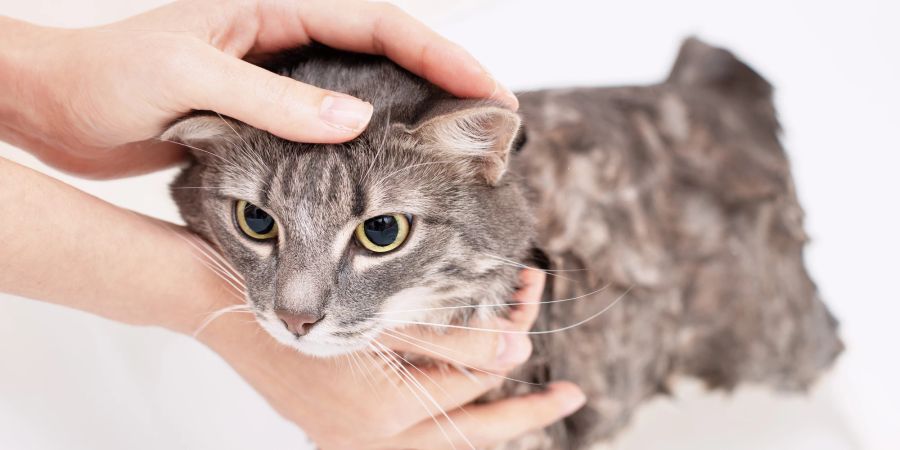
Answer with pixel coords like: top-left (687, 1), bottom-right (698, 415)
top-left (268, 329), bottom-right (370, 357)
top-left (287, 339), bottom-right (368, 358)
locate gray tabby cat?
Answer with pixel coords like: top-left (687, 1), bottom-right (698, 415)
top-left (165, 38), bottom-right (841, 449)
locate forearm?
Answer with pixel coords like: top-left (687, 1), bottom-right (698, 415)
top-left (0, 156), bottom-right (232, 334)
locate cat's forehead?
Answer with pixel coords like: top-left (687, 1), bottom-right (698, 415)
top-left (214, 130), bottom-right (442, 226)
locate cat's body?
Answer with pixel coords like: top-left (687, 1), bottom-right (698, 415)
top-left (168, 39), bottom-right (841, 449)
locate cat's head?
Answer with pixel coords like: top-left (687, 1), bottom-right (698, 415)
top-left (165, 51), bottom-right (534, 356)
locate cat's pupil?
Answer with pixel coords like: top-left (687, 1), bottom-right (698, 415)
top-left (363, 215), bottom-right (399, 246)
top-left (243, 203), bottom-right (275, 234)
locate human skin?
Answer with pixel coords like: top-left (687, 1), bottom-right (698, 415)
top-left (0, 1), bottom-right (585, 448)
top-left (0, 0), bottom-right (517, 179)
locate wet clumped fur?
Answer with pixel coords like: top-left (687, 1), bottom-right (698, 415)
top-left (167, 38), bottom-right (842, 448)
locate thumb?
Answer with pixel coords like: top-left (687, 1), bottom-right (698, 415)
top-left (184, 47), bottom-right (373, 143)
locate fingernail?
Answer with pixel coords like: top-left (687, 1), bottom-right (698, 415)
top-left (319, 95), bottom-right (373, 132)
top-left (559, 389), bottom-right (587, 415)
top-left (495, 333), bottom-right (532, 367)
top-left (496, 83), bottom-right (519, 110)
top-left (485, 71), bottom-right (519, 111)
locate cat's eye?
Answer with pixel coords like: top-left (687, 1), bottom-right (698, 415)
top-left (235, 200), bottom-right (278, 240)
top-left (354, 214), bottom-right (411, 253)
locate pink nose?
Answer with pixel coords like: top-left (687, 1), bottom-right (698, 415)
top-left (275, 310), bottom-right (324, 337)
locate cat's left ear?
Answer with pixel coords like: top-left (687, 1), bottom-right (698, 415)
top-left (408, 106), bottom-right (522, 185)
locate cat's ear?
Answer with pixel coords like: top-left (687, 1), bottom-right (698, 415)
top-left (668, 37), bottom-right (772, 99)
top-left (161, 115), bottom-right (234, 161)
top-left (408, 106), bottom-right (522, 185)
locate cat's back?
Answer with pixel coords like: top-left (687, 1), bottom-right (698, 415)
top-left (501, 38), bottom-right (840, 447)
top-left (511, 38), bottom-right (791, 282)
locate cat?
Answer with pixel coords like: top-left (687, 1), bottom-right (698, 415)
top-left (165, 38), bottom-right (842, 449)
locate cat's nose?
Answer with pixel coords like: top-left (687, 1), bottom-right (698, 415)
top-left (276, 310), bottom-right (324, 337)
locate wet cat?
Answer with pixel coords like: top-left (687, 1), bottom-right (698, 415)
top-left (166, 38), bottom-right (841, 448)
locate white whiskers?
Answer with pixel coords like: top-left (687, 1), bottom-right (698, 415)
top-left (193, 304), bottom-right (254, 337)
top-left (374, 283), bottom-right (610, 315)
top-left (482, 253), bottom-right (583, 282)
top-left (374, 286), bottom-right (632, 335)
top-left (370, 341), bottom-right (475, 450)
top-left (380, 328), bottom-right (541, 387)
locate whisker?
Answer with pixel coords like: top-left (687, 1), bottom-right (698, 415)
top-left (349, 350), bottom-right (382, 400)
top-left (363, 344), bottom-right (405, 393)
top-left (481, 253), bottom-right (578, 282)
top-left (193, 304), bottom-right (254, 337)
top-left (138, 215), bottom-right (247, 299)
top-left (483, 253), bottom-right (587, 273)
top-left (174, 233), bottom-right (246, 293)
top-left (380, 328), bottom-right (541, 387)
top-left (368, 343), bottom-right (456, 447)
top-left (374, 283), bottom-right (610, 315)
top-left (158, 138), bottom-right (231, 164)
top-left (175, 232), bottom-right (245, 285)
top-left (191, 237), bottom-right (245, 282)
top-left (372, 341), bottom-right (474, 450)
top-left (373, 334), bottom-right (479, 422)
top-left (375, 287), bottom-right (632, 335)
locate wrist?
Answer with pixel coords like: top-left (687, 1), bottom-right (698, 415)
top-left (0, 17), bottom-right (71, 148)
top-left (0, 157), bottom-right (236, 336)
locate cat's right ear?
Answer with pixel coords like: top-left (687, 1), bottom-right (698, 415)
top-left (161, 115), bottom-right (234, 161)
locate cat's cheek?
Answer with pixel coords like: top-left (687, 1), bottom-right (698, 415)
top-left (377, 286), bottom-right (440, 323)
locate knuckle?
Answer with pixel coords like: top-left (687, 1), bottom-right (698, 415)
top-left (522, 335), bottom-right (534, 359)
top-left (157, 39), bottom-right (210, 100)
top-left (486, 373), bottom-right (506, 389)
top-left (486, 332), bottom-right (503, 364)
top-left (360, 399), bottom-right (412, 437)
top-left (373, 414), bottom-right (410, 438)
top-left (254, 76), bottom-right (310, 131)
top-left (371, 1), bottom-right (403, 17)
top-left (258, 74), bottom-right (293, 104)
top-left (157, 37), bottom-right (202, 73)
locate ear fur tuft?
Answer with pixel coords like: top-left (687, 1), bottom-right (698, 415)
top-left (409, 106), bottom-right (522, 185)
top-left (161, 115), bottom-right (232, 143)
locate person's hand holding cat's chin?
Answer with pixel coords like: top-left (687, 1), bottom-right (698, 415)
top-left (195, 267), bottom-right (586, 449)
top-left (0, 0), bottom-right (518, 179)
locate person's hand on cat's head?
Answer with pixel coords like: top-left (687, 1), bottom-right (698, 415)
top-left (1, 0), bottom-right (518, 179)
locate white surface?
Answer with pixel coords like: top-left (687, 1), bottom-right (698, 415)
top-left (1, 1), bottom-right (898, 449)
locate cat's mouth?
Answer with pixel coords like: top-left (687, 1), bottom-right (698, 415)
top-left (256, 310), bottom-right (375, 357)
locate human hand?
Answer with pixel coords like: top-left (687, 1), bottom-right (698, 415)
top-left (0, 0), bottom-right (518, 178)
top-left (199, 268), bottom-right (585, 449)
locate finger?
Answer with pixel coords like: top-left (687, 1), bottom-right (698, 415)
top-left (380, 269), bottom-right (544, 371)
top-left (389, 381), bottom-right (586, 450)
top-left (182, 45), bottom-right (373, 144)
top-left (361, 348), bottom-right (506, 426)
top-left (253, 0), bottom-right (518, 109)
top-left (508, 269), bottom-right (546, 330)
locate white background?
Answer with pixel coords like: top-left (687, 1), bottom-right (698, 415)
top-left (1, 1), bottom-right (898, 449)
